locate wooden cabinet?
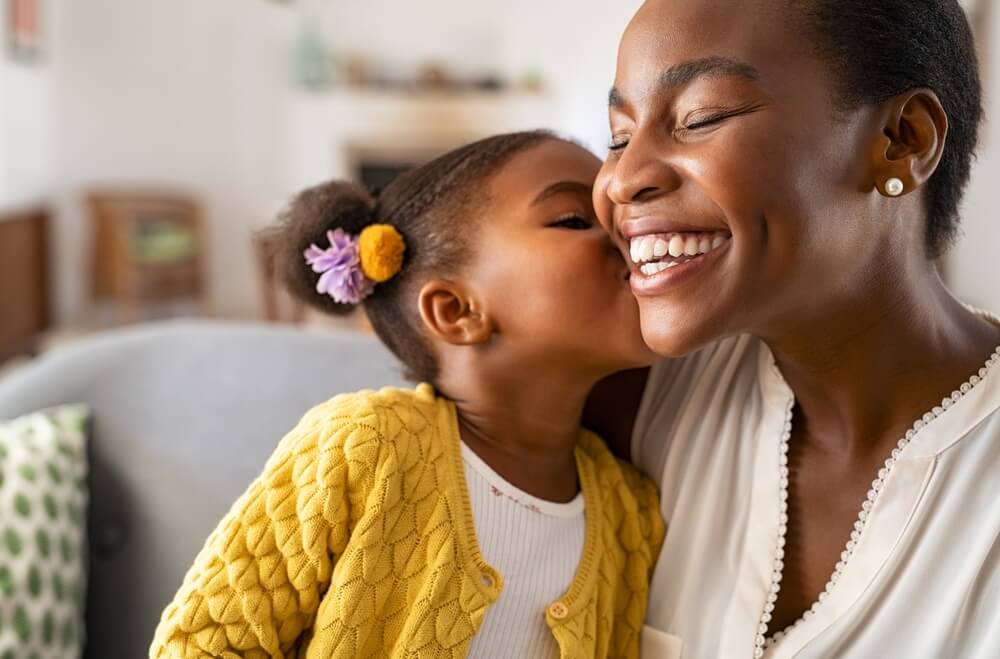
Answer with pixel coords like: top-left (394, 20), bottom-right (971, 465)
top-left (87, 191), bottom-right (205, 321)
top-left (0, 207), bottom-right (50, 362)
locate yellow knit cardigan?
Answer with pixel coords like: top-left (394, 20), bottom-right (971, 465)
top-left (150, 384), bottom-right (664, 659)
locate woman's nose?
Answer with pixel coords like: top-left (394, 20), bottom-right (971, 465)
top-left (604, 132), bottom-right (681, 206)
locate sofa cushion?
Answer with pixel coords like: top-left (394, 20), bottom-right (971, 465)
top-left (0, 320), bottom-right (405, 659)
top-left (0, 405), bottom-right (90, 659)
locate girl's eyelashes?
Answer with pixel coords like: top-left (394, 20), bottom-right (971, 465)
top-left (549, 214), bottom-right (594, 230)
top-left (608, 138), bottom-right (629, 152)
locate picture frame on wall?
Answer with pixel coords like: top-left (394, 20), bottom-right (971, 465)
top-left (6, 0), bottom-right (42, 63)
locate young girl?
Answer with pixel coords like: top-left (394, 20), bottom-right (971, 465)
top-left (149, 131), bottom-right (664, 659)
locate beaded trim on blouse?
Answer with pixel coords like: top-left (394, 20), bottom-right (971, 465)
top-left (753, 344), bottom-right (1000, 657)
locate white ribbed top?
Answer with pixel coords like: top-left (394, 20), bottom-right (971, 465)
top-left (461, 443), bottom-right (585, 659)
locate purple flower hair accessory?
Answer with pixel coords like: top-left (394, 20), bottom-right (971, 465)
top-left (304, 229), bottom-right (374, 304)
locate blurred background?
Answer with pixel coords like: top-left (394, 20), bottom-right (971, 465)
top-left (0, 0), bottom-right (997, 370)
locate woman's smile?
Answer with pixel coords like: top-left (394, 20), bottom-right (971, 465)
top-left (626, 230), bottom-right (731, 293)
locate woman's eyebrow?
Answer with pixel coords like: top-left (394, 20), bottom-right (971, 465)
top-left (532, 181), bottom-right (592, 205)
top-left (608, 56), bottom-right (761, 108)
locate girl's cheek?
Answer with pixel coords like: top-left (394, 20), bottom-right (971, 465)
top-left (583, 247), bottom-right (621, 290)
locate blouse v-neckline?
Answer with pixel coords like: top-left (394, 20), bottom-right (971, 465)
top-left (722, 315), bottom-right (1000, 658)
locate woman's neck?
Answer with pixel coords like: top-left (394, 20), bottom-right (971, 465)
top-left (437, 364), bottom-right (602, 503)
top-left (762, 268), bottom-right (1000, 458)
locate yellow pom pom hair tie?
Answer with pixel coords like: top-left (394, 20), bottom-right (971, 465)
top-left (303, 223), bottom-right (407, 304)
top-left (358, 224), bottom-right (407, 283)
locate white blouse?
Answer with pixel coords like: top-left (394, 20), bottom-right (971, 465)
top-left (633, 318), bottom-right (1000, 658)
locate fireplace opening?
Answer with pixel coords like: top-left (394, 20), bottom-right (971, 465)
top-left (357, 160), bottom-right (420, 194)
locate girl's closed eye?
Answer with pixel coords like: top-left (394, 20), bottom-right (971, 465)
top-left (608, 137), bottom-right (629, 153)
top-left (549, 214), bottom-right (594, 230)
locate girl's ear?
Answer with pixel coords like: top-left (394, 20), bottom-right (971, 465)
top-left (417, 279), bottom-right (495, 346)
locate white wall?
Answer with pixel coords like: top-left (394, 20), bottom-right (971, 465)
top-left (51, 0), bottom-right (297, 320)
top-left (0, 1), bottom-right (56, 209)
top-left (317, 0), bottom-right (641, 152)
top-left (0, 63), bottom-right (8, 204)
top-left (48, 0), bottom-right (994, 322)
top-left (47, 0), bottom-right (640, 323)
top-left (0, 63), bottom-right (54, 207)
top-left (952, 0), bottom-right (1000, 312)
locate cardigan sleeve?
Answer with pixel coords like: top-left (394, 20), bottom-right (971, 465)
top-left (149, 395), bottom-right (379, 659)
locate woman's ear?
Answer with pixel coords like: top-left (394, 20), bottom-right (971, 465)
top-left (869, 88), bottom-right (948, 195)
top-left (417, 279), bottom-right (495, 346)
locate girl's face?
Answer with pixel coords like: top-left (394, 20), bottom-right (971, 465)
top-left (593, 0), bottom-right (906, 357)
top-left (468, 139), bottom-right (655, 375)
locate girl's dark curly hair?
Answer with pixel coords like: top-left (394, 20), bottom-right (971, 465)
top-left (267, 130), bottom-right (557, 382)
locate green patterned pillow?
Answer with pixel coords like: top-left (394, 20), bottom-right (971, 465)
top-left (0, 406), bottom-right (89, 659)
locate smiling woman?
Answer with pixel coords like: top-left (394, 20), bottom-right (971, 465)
top-left (587, 0), bottom-right (1000, 658)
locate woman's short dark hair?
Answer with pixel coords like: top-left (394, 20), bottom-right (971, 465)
top-left (791, 0), bottom-right (983, 258)
top-left (267, 130), bottom-right (556, 383)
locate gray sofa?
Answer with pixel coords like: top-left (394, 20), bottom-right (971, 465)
top-left (0, 320), bottom-right (405, 658)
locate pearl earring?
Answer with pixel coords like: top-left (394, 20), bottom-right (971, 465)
top-left (884, 178), bottom-right (905, 197)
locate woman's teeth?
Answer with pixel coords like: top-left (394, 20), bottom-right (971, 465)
top-left (630, 232), bottom-right (730, 276)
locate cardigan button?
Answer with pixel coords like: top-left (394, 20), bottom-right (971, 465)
top-left (548, 602), bottom-right (569, 620)
top-left (480, 574), bottom-right (494, 588)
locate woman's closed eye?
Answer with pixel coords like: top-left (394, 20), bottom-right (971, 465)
top-left (608, 104), bottom-right (761, 151)
top-left (679, 103), bottom-right (764, 135)
top-left (682, 111), bottom-right (732, 131)
top-left (607, 111), bottom-right (733, 151)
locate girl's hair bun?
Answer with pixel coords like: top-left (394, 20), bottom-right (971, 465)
top-left (267, 181), bottom-right (376, 315)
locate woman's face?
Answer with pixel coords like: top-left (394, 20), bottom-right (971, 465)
top-left (594, 0), bottom-right (903, 356)
top-left (468, 139), bottom-right (655, 374)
